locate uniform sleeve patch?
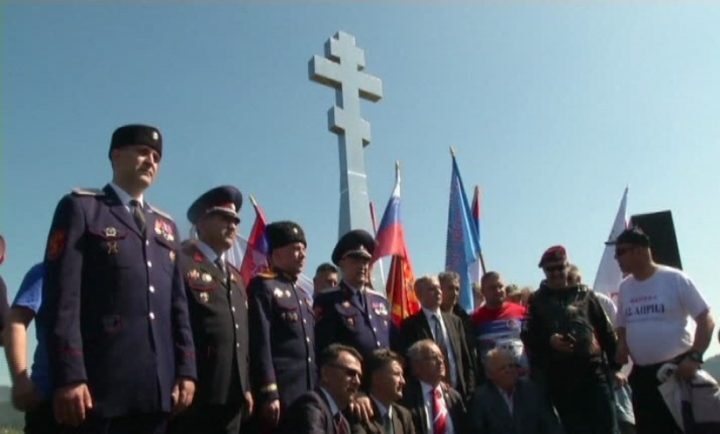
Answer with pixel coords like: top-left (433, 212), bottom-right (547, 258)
top-left (47, 230), bottom-right (67, 261)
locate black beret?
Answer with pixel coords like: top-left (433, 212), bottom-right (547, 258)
top-left (109, 124), bottom-right (163, 159)
top-left (605, 227), bottom-right (650, 247)
top-left (266, 221), bottom-right (306, 252)
top-left (187, 185), bottom-right (243, 225)
top-left (331, 229), bottom-right (376, 266)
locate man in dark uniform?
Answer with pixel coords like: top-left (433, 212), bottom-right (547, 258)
top-left (314, 229), bottom-right (392, 359)
top-left (169, 186), bottom-right (251, 434)
top-left (248, 221), bottom-right (316, 430)
top-left (42, 124), bottom-right (196, 433)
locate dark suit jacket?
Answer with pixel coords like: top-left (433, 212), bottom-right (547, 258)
top-left (399, 311), bottom-right (476, 400)
top-left (42, 185), bottom-right (196, 417)
top-left (280, 388), bottom-right (343, 434)
top-left (349, 398), bottom-right (416, 434)
top-left (399, 380), bottom-right (466, 434)
top-left (469, 379), bottom-right (563, 434)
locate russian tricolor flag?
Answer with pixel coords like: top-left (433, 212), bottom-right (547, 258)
top-left (372, 162), bottom-right (420, 326)
top-left (239, 196), bottom-right (270, 287)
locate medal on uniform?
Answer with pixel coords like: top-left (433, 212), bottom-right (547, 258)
top-left (342, 301), bottom-right (351, 308)
top-left (199, 292), bottom-right (210, 303)
top-left (201, 273), bottom-right (212, 283)
top-left (106, 241), bottom-right (119, 255)
top-left (284, 290), bottom-right (292, 298)
top-left (169, 251), bottom-right (176, 262)
top-left (187, 269), bottom-right (200, 280)
top-left (273, 288), bottom-right (284, 298)
top-left (346, 317), bottom-right (355, 326)
top-left (104, 227), bottom-right (118, 237)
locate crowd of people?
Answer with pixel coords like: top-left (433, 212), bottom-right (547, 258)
top-left (0, 124), bottom-right (716, 434)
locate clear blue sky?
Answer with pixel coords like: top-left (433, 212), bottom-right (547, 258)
top-left (2, 3), bottom-right (720, 386)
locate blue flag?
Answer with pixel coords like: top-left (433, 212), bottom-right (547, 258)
top-left (445, 154), bottom-right (482, 313)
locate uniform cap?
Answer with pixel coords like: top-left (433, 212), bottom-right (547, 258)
top-left (331, 229), bottom-right (376, 266)
top-left (109, 124), bottom-right (163, 159)
top-left (266, 221), bottom-right (306, 252)
top-left (187, 186), bottom-right (242, 224)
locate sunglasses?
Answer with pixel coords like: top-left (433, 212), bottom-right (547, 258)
top-left (615, 246), bottom-right (634, 257)
top-left (543, 264), bottom-right (566, 274)
top-left (329, 363), bottom-right (362, 379)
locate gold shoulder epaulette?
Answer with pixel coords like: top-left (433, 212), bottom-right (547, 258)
top-left (147, 204), bottom-right (174, 221)
top-left (257, 271), bottom-right (278, 279)
top-left (71, 187), bottom-right (105, 197)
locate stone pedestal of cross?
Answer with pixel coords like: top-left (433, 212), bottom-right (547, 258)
top-left (310, 31), bottom-right (384, 291)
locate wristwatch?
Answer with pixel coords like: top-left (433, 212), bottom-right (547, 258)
top-left (686, 350), bottom-right (704, 364)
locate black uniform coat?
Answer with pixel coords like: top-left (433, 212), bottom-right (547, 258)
top-left (399, 311), bottom-right (476, 400)
top-left (400, 380), bottom-right (467, 434)
top-left (314, 282), bottom-right (392, 359)
top-left (42, 185), bottom-right (196, 418)
top-left (177, 241), bottom-right (250, 405)
top-left (248, 270), bottom-right (316, 410)
top-left (349, 398), bottom-right (417, 434)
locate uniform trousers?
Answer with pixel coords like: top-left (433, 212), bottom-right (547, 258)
top-left (65, 412), bottom-right (168, 434)
top-left (629, 363), bottom-right (682, 434)
top-left (25, 400), bottom-right (60, 434)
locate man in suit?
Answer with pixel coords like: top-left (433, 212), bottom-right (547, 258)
top-left (314, 263), bottom-right (339, 296)
top-left (169, 186), bottom-right (252, 434)
top-left (470, 348), bottom-right (562, 434)
top-left (350, 349), bottom-right (415, 434)
top-left (400, 340), bottom-right (466, 434)
top-left (400, 275), bottom-right (475, 401)
top-left (248, 221), bottom-right (316, 430)
top-left (280, 344), bottom-right (363, 434)
top-left (42, 124), bottom-right (196, 433)
top-left (314, 230), bottom-right (392, 359)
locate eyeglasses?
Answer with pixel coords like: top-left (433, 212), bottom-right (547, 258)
top-left (543, 264), bottom-right (566, 274)
top-left (329, 363), bottom-right (362, 379)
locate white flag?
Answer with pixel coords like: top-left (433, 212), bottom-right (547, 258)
top-left (592, 187), bottom-right (629, 300)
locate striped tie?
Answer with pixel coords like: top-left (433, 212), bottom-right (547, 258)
top-left (431, 387), bottom-right (448, 434)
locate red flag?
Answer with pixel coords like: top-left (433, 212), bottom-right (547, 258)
top-left (239, 196), bottom-right (269, 287)
top-left (371, 162), bottom-right (420, 326)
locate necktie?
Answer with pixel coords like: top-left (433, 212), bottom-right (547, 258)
top-left (129, 200), bottom-right (146, 234)
top-left (431, 388), bottom-right (448, 434)
top-left (383, 411), bottom-right (394, 434)
top-left (215, 258), bottom-right (227, 280)
top-left (353, 290), bottom-right (365, 311)
top-left (334, 413), bottom-right (349, 434)
top-left (431, 315), bottom-right (452, 385)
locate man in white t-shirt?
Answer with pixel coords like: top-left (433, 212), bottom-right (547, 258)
top-left (611, 228), bottom-right (715, 434)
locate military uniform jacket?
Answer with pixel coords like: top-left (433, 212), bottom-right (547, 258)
top-left (314, 282), bottom-right (392, 359)
top-left (179, 241), bottom-right (249, 406)
top-left (42, 185), bottom-right (196, 418)
top-left (247, 270), bottom-right (316, 410)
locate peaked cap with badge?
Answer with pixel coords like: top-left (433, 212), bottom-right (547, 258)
top-left (331, 229), bottom-right (377, 266)
top-left (43, 124), bottom-right (196, 422)
top-left (187, 185), bottom-right (243, 225)
top-left (108, 124), bottom-right (163, 159)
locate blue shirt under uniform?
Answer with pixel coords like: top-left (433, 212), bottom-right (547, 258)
top-left (12, 262), bottom-right (51, 399)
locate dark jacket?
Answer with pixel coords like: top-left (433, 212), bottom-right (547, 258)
top-left (400, 380), bottom-right (467, 434)
top-left (248, 270), bottom-right (316, 410)
top-left (469, 379), bottom-right (563, 434)
top-left (349, 398), bottom-right (416, 434)
top-left (178, 241), bottom-right (250, 406)
top-left (522, 283), bottom-right (620, 377)
top-left (399, 311), bottom-right (476, 400)
top-left (279, 388), bottom-right (344, 434)
top-left (42, 185), bottom-right (196, 417)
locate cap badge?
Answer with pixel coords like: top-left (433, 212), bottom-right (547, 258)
top-left (152, 131), bottom-right (159, 141)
